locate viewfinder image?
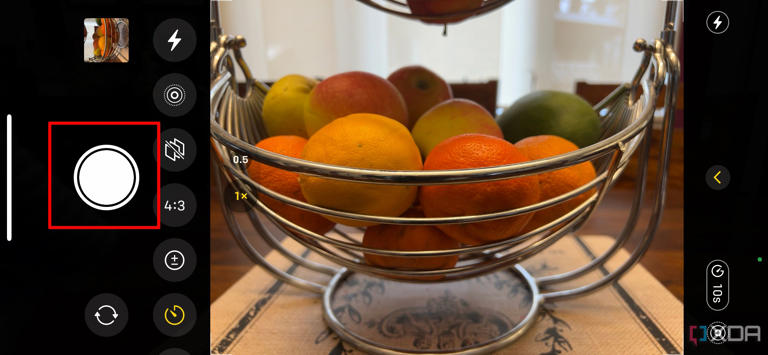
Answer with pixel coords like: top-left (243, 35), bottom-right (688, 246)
top-left (83, 18), bottom-right (129, 63)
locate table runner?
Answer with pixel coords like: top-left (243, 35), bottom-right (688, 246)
top-left (211, 233), bottom-right (683, 354)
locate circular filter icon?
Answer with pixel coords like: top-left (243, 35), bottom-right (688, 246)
top-left (74, 145), bottom-right (139, 211)
top-left (153, 73), bottom-right (196, 117)
top-left (163, 84), bottom-right (186, 107)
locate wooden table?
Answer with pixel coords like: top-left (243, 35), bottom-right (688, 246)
top-left (210, 130), bottom-right (684, 303)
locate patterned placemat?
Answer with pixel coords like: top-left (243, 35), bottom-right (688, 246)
top-left (211, 233), bottom-right (683, 354)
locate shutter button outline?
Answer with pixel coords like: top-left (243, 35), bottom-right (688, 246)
top-left (74, 144), bottom-right (139, 211)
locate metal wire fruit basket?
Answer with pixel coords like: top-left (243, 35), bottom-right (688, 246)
top-left (209, 2), bottom-right (680, 354)
top-left (89, 18), bottom-right (129, 63)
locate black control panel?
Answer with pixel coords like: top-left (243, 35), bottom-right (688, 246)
top-left (685, 1), bottom-right (768, 353)
top-left (0, 1), bottom-right (209, 354)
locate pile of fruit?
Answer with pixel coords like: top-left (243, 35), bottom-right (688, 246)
top-left (91, 18), bottom-right (110, 58)
top-left (248, 65), bottom-right (601, 277)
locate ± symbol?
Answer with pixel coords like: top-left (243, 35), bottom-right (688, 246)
top-left (164, 138), bottom-right (186, 161)
top-left (164, 249), bottom-right (185, 271)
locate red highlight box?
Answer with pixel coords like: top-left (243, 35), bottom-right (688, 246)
top-left (48, 121), bottom-right (161, 229)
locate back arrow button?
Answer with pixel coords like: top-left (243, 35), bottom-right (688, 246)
top-left (706, 165), bottom-right (730, 191)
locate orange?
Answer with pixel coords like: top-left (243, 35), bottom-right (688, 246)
top-left (420, 134), bottom-right (540, 245)
top-left (299, 113), bottom-right (423, 227)
top-left (362, 208), bottom-right (460, 278)
top-left (98, 36), bottom-right (105, 51)
top-left (515, 135), bottom-right (597, 233)
top-left (247, 136), bottom-right (335, 235)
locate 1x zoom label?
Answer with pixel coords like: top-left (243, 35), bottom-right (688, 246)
top-left (706, 259), bottom-right (729, 311)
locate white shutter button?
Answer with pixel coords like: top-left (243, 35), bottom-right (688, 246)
top-left (73, 144), bottom-right (139, 211)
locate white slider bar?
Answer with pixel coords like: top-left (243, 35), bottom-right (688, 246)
top-left (6, 114), bottom-right (11, 242)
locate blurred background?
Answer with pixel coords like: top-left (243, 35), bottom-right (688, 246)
top-left (218, 0), bottom-right (673, 107)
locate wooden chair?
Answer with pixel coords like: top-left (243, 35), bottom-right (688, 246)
top-left (450, 80), bottom-right (498, 115)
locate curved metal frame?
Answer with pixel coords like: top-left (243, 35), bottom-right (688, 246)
top-left (209, 1), bottom-right (681, 353)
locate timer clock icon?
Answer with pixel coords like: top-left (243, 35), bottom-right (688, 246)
top-left (164, 305), bottom-right (185, 326)
top-left (153, 293), bottom-right (196, 337)
top-left (711, 264), bottom-right (724, 278)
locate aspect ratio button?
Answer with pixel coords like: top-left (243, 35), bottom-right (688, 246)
top-left (706, 259), bottom-right (729, 311)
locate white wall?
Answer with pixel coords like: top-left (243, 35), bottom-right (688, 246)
top-left (497, 0), bottom-right (556, 105)
top-left (620, 0), bottom-right (667, 80)
top-left (83, 18), bottom-right (98, 61)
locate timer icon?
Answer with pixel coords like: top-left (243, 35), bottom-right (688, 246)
top-left (164, 305), bottom-right (186, 326)
top-left (711, 264), bottom-right (724, 278)
top-left (153, 293), bottom-right (197, 337)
